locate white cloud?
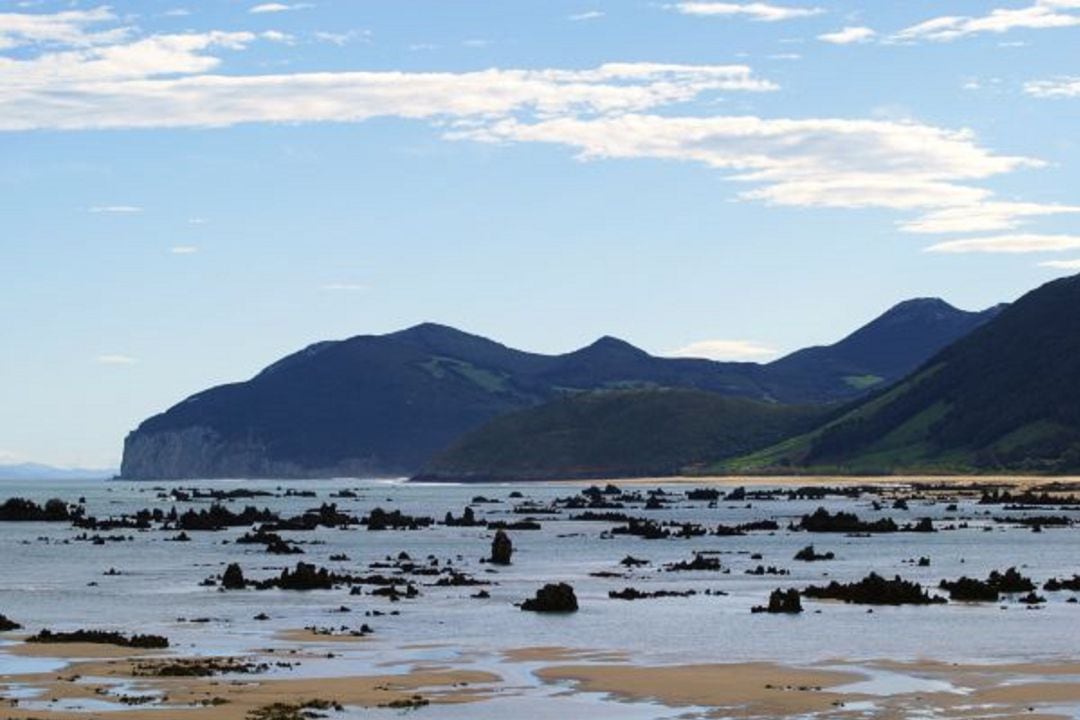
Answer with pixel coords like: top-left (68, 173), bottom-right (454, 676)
top-left (899, 202), bottom-right (1080, 234)
top-left (0, 6), bottom-right (128, 49)
top-left (818, 26), bottom-right (876, 44)
top-left (313, 30), bottom-right (369, 45)
top-left (924, 234), bottom-right (1080, 254)
top-left (1025, 76), bottom-right (1080, 98)
top-left (0, 449), bottom-right (19, 463)
top-left (568, 11), bottom-right (605, 21)
top-left (1039, 258), bottom-right (1080, 269)
top-left (96, 354), bottom-right (138, 365)
top-left (170, 245), bottom-right (199, 254)
top-left (893, 1), bottom-right (1080, 42)
top-left (457, 114), bottom-right (1039, 215)
top-left (89, 205), bottom-right (142, 213)
top-left (163, 9), bottom-right (191, 18)
top-left (249, 3), bottom-right (313, 14)
top-left (668, 339), bottom-right (779, 361)
top-left (261, 30), bottom-right (295, 45)
top-left (0, 58), bottom-right (776, 131)
top-left (670, 2), bottom-right (824, 21)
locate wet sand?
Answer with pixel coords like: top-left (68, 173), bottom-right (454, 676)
top-left (5, 641), bottom-right (1080, 719)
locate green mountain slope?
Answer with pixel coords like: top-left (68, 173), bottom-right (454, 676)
top-left (725, 274), bottom-right (1080, 474)
top-left (418, 389), bottom-right (825, 481)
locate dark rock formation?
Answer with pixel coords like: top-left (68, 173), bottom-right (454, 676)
top-left (27, 629), bottom-right (169, 649)
top-left (490, 530), bottom-right (513, 565)
top-left (521, 583), bottom-right (578, 612)
top-left (794, 545), bottom-right (835, 562)
top-left (803, 573), bottom-right (945, 605)
top-left (0, 614), bottom-right (21, 631)
top-left (795, 508), bottom-right (898, 533)
top-left (221, 563), bottom-right (246, 590)
top-left (752, 589), bottom-right (803, 614)
top-left (0, 497), bottom-right (79, 522)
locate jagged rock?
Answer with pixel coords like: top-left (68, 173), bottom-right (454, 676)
top-left (28, 629), bottom-right (168, 648)
top-left (364, 507), bottom-right (434, 531)
top-left (1044, 575), bottom-right (1080, 592)
top-left (0, 614), bottom-right (21, 631)
top-left (521, 583), bottom-right (578, 612)
top-left (608, 587), bottom-right (696, 600)
top-left (941, 567), bottom-right (1034, 601)
top-left (490, 530), bottom-right (513, 565)
top-left (664, 554), bottom-right (723, 572)
top-left (803, 573), bottom-right (945, 605)
top-left (794, 545), bottom-right (835, 562)
top-left (222, 563), bottom-right (246, 590)
top-left (0, 497), bottom-right (79, 522)
top-left (752, 589), bottom-right (803, 614)
top-left (795, 507), bottom-right (898, 533)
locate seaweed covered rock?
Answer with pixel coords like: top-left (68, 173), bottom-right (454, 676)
top-left (28, 629), bottom-right (168, 648)
top-left (752, 589), bottom-right (803, 614)
top-left (1044, 575), bottom-right (1080, 592)
top-left (0, 614), bottom-right (21, 631)
top-left (521, 583), bottom-right (578, 612)
top-left (803, 573), bottom-right (945, 606)
top-left (794, 545), bottom-right (835, 562)
top-left (490, 530), bottom-right (513, 565)
top-left (940, 567), bottom-right (1035, 601)
top-left (0, 497), bottom-right (78, 522)
top-left (795, 507), bottom-right (898, 533)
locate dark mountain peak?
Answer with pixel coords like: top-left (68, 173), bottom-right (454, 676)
top-left (885, 297), bottom-right (959, 316)
top-left (574, 335), bottom-right (649, 358)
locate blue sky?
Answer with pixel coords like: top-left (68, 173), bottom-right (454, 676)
top-left (2, 0), bottom-right (1079, 468)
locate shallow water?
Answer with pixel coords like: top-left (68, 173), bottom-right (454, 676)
top-left (1, 477), bottom-right (1079, 716)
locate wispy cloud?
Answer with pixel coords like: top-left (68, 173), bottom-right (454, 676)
top-left (568, 11), bottom-right (605, 21)
top-left (924, 234), bottom-right (1080, 254)
top-left (89, 205), bottom-right (142, 214)
top-left (96, 354), bottom-right (138, 365)
top-left (321, 283), bottom-right (367, 291)
top-left (313, 30), bottom-right (370, 45)
top-left (670, 2), bottom-right (824, 22)
top-left (668, 339), bottom-right (778, 361)
top-left (170, 245), bottom-right (199, 254)
top-left (0, 6), bottom-right (128, 49)
top-left (249, 3), bottom-right (313, 14)
top-left (0, 57), bottom-right (776, 131)
top-left (892, 1), bottom-right (1080, 43)
top-left (1025, 76), bottom-right (1080, 98)
top-left (458, 114), bottom-right (1050, 233)
top-left (818, 26), bottom-right (876, 44)
top-left (899, 202), bottom-right (1080, 234)
top-left (1039, 258), bottom-right (1080, 269)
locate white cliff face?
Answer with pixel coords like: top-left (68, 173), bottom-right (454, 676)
top-left (120, 425), bottom-right (398, 479)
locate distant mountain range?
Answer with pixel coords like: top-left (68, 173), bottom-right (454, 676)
top-left (727, 274), bottom-right (1080, 475)
top-left (121, 297), bottom-right (999, 479)
top-left (0, 463), bottom-right (114, 481)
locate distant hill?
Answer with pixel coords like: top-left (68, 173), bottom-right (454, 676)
top-left (121, 297), bottom-right (998, 479)
top-left (417, 389), bottom-right (825, 481)
top-left (761, 298), bottom-right (1003, 402)
top-left (725, 275), bottom-right (1080, 474)
top-left (0, 463), bottom-right (114, 481)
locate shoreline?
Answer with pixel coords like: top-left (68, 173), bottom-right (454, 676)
top-left (4, 640), bottom-right (1080, 719)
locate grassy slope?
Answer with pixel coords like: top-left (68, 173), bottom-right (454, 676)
top-left (422, 388), bottom-right (825, 480)
top-left (723, 274), bottom-right (1080, 475)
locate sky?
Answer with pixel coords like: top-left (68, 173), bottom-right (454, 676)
top-left (1, 0), bottom-right (1079, 468)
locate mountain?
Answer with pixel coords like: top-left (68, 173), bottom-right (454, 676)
top-left (725, 275), bottom-right (1080, 474)
top-left (761, 298), bottom-right (1004, 402)
top-left (417, 389), bottom-right (825, 481)
top-left (0, 463), bottom-right (114, 481)
top-left (121, 298), bottom-right (998, 480)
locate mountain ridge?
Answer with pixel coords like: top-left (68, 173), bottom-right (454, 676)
top-left (120, 296), bottom-right (1000, 480)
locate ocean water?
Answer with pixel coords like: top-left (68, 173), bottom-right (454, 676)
top-left (0, 476), bottom-right (1078, 674)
